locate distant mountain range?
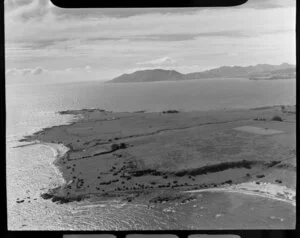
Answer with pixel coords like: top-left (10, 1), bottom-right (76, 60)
top-left (108, 63), bottom-right (296, 83)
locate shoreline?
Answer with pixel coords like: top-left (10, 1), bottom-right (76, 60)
top-left (184, 182), bottom-right (295, 206)
top-left (39, 142), bottom-right (70, 186)
top-left (19, 105), bottom-right (296, 205)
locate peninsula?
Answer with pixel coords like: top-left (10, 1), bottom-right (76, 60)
top-left (20, 105), bottom-right (296, 205)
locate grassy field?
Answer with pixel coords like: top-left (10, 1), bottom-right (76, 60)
top-left (21, 105), bottom-right (296, 204)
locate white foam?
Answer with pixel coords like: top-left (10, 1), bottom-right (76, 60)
top-left (231, 181), bottom-right (295, 201)
top-left (37, 142), bottom-right (70, 186)
top-left (184, 182), bottom-right (295, 205)
top-left (39, 142), bottom-right (70, 158)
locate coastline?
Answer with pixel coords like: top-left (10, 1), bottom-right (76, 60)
top-left (19, 105), bottom-right (296, 205)
top-left (39, 142), bottom-right (70, 186)
top-left (184, 182), bottom-right (296, 206)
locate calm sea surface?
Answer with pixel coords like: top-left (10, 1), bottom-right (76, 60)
top-left (6, 78), bottom-right (296, 230)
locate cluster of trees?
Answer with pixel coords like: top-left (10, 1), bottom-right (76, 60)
top-left (162, 110), bottom-right (179, 114)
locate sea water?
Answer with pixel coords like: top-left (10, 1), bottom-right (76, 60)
top-left (6, 78), bottom-right (296, 230)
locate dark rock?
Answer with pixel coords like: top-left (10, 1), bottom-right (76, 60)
top-left (256, 174), bottom-right (265, 178)
top-left (41, 193), bottom-right (53, 200)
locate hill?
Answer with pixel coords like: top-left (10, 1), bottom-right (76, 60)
top-left (248, 67), bottom-right (296, 80)
top-left (108, 63), bottom-right (295, 83)
top-left (109, 69), bottom-right (184, 83)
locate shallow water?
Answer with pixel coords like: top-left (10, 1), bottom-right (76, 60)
top-left (6, 79), bottom-right (296, 230)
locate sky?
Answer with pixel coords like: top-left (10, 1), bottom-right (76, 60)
top-left (5, 0), bottom-right (296, 84)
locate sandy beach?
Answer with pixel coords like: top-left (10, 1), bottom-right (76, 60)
top-left (184, 181), bottom-right (296, 205)
top-left (20, 105), bottom-right (296, 205)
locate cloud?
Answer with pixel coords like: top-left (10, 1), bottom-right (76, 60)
top-left (62, 65), bottom-right (92, 72)
top-left (31, 67), bottom-right (45, 75)
top-left (137, 56), bottom-right (177, 66)
top-left (5, 65), bottom-right (110, 84)
top-left (5, 2), bottom-right (295, 49)
top-left (129, 31), bottom-right (256, 42)
top-left (6, 65), bottom-right (92, 76)
top-left (84, 65), bottom-right (92, 72)
top-left (7, 31), bottom-right (250, 52)
top-left (5, 0), bottom-right (51, 21)
top-left (135, 57), bottom-right (208, 73)
top-left (5, 0), bottom-right (201, 21)
top-left (6, 67), bottom-right (47, 76)
top-left (125, 64), bottom-right (205, 75)
top-left (5, 0), bottom-right (33, 10)
top-left (6, 65), bottom-right (92, 77)
top-left (4, 0), bottom-right (296, 82)
top-left (5, 0), bottom-right (294, 22)
top-left (64, 68), bottom-right (73, 72)
top-left (85, 34), bottom-right (198, 43)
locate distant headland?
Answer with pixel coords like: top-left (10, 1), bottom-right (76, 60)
top-left (107, 63), bottom-right (295, 83)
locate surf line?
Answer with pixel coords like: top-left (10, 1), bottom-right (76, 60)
top-left (183, 185), bottom-right (295, 206)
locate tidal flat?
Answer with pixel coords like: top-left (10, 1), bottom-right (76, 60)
top-left (20, 105), bottom-right (296, 205)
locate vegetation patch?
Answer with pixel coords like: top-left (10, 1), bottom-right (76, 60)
top-left (272, 115), bottom-right (283, 121)
top-left (162, 110), bottom-right (179, 114)
top-left (174, 160), bottom-right (256, 177)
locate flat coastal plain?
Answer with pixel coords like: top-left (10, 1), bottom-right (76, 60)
top-left (21, 106), bottom-right (296, 205)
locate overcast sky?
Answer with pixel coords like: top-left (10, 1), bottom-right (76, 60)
top-left (5, 0), bottom-right (296, 83)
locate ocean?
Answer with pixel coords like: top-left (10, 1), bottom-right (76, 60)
top-left (6, 78), bottom-right (296, 230)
